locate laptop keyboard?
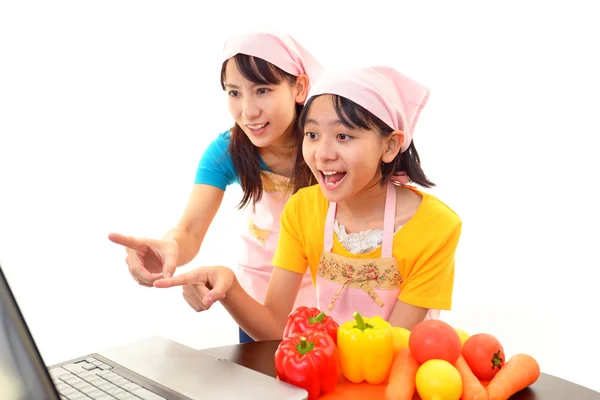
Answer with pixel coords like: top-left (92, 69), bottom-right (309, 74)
top-left (49, 357), bottom-right (166, 400)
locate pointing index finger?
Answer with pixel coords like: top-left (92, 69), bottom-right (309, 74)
top-left (153, 270), bottom-right (205, 288)
top-left (108, 233), bottom-right (146, 251)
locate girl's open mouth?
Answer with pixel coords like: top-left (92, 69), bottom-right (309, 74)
top-left (320, 170), bottom-right (347, 189)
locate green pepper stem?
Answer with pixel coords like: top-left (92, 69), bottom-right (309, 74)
top-left (309, 311), bottom-right (326, 324)
top-left (296, 336), bottom-right (315, 355)
top-left (353, 311), bottom-right (366, 330)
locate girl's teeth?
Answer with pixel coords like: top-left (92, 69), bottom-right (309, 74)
top-left (322, 171), bottom-right (346, 186)
top-left (248, 124), bottom-right (266, 129)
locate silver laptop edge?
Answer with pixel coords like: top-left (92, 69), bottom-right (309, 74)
top-left (0, 264), bottom-right (308, 400)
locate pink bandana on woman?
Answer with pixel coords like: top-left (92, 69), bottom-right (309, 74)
top-left (222, 31), bottom-right (324, 98)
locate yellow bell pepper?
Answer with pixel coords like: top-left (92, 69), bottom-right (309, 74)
top-left (336, 311), bottom-right (395, 384)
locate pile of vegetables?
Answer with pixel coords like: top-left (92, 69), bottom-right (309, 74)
top-left (274, 307), bottom-right (541, 400)
top-left (385, 319), bottom-right (541, 400)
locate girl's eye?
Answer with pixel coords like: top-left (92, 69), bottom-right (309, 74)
top-left (337, 133), bottom-right (352, 140)
top-left (305, 132), bottom-right (317, 140)
top-left (228, 90), bottom-right (239, 97)
top-left (257, 88), bottom-right (270, 95)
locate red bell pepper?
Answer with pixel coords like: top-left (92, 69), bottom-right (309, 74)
top-left (274, 331), bottom-right (340, 400)
top-left (283, 306), bottom-right (339, 344)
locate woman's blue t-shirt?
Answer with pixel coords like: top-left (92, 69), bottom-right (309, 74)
top-left (194, 130), bottom-right (271, 190)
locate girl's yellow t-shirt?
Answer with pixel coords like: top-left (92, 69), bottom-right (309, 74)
top-left (271, 184), bottom-right (462, 310)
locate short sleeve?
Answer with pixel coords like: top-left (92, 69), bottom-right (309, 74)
top-left (398, 222), bottom-right (462, 310)
top-left (272, 193), bottom-right (309, 275)
top-left (194, 131), bottom-right (238, 190)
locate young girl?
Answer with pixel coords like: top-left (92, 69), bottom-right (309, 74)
top-left (153, 65), bottom-right (462, 340)
top-left (108, 31), bottom-right (324, 343)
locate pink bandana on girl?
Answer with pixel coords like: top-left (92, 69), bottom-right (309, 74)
top-left (306, 66), bottom-right (430, 152)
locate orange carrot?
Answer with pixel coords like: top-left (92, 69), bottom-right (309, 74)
top-left (385, 348), bottom-right (420, 400)
top-left (486, 353), bottom-right (540, 400)
top-left (454, 354), bottom-right (489, 400)
top-left (480, 380), bottom-right (490, 388)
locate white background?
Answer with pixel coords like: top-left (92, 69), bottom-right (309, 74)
top-left (1, 0), bottom-right (599, 393)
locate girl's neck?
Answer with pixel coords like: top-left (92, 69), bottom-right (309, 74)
top-left (336, 179), bottom-right (388, 232)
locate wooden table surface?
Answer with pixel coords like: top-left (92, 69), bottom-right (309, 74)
top-left (204, 340), bottom-right (600, 400)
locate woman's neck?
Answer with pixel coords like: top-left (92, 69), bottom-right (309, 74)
top-left (258, 133), bottom-right (297, 177)
top-left (261, 139), bottom-right (296, 159)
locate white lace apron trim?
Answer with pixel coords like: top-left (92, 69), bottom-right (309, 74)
top-left (334, 220), bottom-right (403, 255)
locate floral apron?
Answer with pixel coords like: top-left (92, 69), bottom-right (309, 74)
top-left (315, 181), bottom-right (439, 324)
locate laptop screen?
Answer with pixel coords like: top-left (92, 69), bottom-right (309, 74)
top-left (0, 266), bottom-right (59, 400)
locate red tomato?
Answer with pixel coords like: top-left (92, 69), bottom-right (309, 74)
top-left (462, 333), bottom-right (505, 381)
top-left (408, 320), bottom-right (462, 365)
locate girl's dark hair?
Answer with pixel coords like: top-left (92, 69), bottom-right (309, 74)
top-left (296, 94), bottom-right (435, 189)
top-left (221, 54), bottom-right (307, 209)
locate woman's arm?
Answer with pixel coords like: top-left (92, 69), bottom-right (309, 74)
top-left (108, 183), bottom-right (225, 281)
top-left (161, 132), bottom-right (236, 268)
top-left (162, 184), bottom-right (224, 267)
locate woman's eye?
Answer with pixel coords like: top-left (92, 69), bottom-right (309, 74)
top-left (228, 90), bottom-right (239, 97)
top-left (337, 133), bottom-right (352, 140)
top-left (257, 88), bottom-right (269, 94)
top-left (305, 132), bottom-right (317, 139)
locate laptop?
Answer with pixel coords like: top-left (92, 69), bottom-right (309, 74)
top-left (0, 264), bottom-right (308, 400)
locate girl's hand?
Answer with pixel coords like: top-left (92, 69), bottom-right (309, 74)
top-left (153, 266), bottom-right (234, 312)
top-left (108, 233), bottom-right (179, 286)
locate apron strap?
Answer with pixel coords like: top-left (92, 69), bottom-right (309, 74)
top-left (324, 201), bottom-right (337, 251)
top-left (324, 181), bottom-right (397, 255)
top-left (381, 181), bottom-right (397, 258)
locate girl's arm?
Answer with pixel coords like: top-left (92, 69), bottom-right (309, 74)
top-left (388, 300), bottom-right (429, 330)
top-left (390, 222), bottom-right (462, 329)
top-left (221, 268), bottom-right (303, 340)
top-left (162, 184), bottom-right (225, 267)
top-left (154, 265), bottom-right (303, 341)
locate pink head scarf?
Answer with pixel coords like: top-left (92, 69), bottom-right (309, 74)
top-left (305, 66), bottom-right (430, 153)
top-left (221, 31), bottom-right (324, 101)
